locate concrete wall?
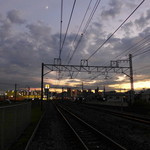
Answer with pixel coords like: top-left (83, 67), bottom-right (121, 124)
top-left (0, 102), bottom-right (31, 150)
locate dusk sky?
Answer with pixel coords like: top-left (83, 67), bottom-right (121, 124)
top-left (0, 0), bottom-right (150, 92)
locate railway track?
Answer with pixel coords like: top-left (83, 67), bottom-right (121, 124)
top-left (25, 101), bottom-right (86, 150)
top-left (80, 103), bottom-right (150, 125)
top-left (56, 103), bottom-right (127, 150)
top-left (24, 101), bottom-right (150, 150)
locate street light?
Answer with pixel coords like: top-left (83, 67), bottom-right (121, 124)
top-left (45, 84), bottom-right (50, 101)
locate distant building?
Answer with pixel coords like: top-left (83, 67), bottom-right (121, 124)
top-left (88, 89), bottom-right (92, 93)
top-left (4, 89), bottom-right (41, 100)
top-left (70, 89), bottom-right (81, 98)
top-left (67, 88), bottom-right (72, 97)
top-left (82, 89), bottom-right (87, 97)
top-left (95, 87), bottom-right (99, 94)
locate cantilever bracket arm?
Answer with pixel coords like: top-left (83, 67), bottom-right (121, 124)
top-left (122, 71), bottom-right (130, 78)
top-left (43, 70), bottom-right (52, 76)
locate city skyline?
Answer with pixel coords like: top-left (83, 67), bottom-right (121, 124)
top-left (0, 0), bottom-right (150, 92)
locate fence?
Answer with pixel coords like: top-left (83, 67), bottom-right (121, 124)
top-left (0, 102), bottom-right (31, 150)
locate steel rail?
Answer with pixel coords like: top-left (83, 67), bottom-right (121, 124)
top-left (55, 104), bottom-right (89, 150)
top-left (106, 110), bottom-right (150, 125)
top-left (56, 103), bottom-right (127, 150)
top-left (24, 110), bottom-right (46, 150)
top-left (81, 103), bottom-right (150, 125)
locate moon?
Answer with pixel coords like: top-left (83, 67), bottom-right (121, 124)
top-left (45, 6), bottom-right (49, 9)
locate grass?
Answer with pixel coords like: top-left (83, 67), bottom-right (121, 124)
top-left (8, 101), bottom-right (43, 150)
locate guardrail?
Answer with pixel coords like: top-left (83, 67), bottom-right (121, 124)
top-left (0, 102), bottom-right (31, 150)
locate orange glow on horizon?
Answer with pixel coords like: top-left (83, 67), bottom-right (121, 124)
top-left (109, 80), bottom-right (150, 91)
top-left (30, 79), bottom-right (150, 92)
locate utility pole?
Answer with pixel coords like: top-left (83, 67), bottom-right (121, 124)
top-left (103, 85), bottom-right (106, 100)
top-left (41, 63), bottom-right (44, 111)
top-left (82, 82), bottom-right (84, 92)
top-left (14, 83), bottom-right (17, 101)
top-left (62, 87), bottom-right (64, 100)
top-left (129, 54), bottom-right (134, 91)
top-left (129, 54), bottom-right (134, 105)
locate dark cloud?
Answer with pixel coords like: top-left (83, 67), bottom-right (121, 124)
top-left (146, 9), bottom-right (150, 20)
top-left (135, 15), bottom-right (147, 29)
top-left (0, 13), bottom-right (3, 21)
top-left (101, 0), bottom-right (123, 19)
top-left (139, 27), bottom-right (150, 37)
top-left (0, 15), bottom-right (57, 89)
top-left (0, 5), bottom-right (150, 91)
top-left (7, 9), bottom-right (26, 24)
top-left (92, 22), bottom-right (103, 29)
top-left (121, 22), bottom-right (134, 36)
top-left (26, 22), bottom-right (51, 41)
top-left (0, 19), bottom-right (12, 41)
top-left (125, 1), bottom-right (137, 9)
top-left (135, 9), bottom-right (150, 29)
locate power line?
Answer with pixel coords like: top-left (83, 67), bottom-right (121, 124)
top-left (87, 0), bottom-right (145, 61)
top-left (99, 34), bottom-right (150, 75)
top-left (133, 48), bottom-right (150, 57)
top-left (67, 34), bottom-right (83, 64)
top-left (89, 34), bottom-right (150, 82)
top-left (91, 29), bottom-right (150, 72)
top-left (82, 0), bottom-right (101, 34)
top-left (65, 0), bottom-right (93, 64)
top-left (90, 35), bottom-right (150, 79)
top-left (131, 41), bottom-right (150, 56)
top-left (72, 0), bottom-right (93, 48)
top-left (133, 65), bottom-right (150, 79)
top-left (114, 34), bottom-right (150, 60)
top-left (59, 0), bottom-right (77, 59)
top-left (67, 0), bottom-right (101, 65)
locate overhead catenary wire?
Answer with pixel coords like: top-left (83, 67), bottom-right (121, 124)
top-left (87, 0), bottom-right (146, 81)
top-left (92, 36), bottom-right (150, 80)
top-left (67, 34), bottom-right (83, 64)
top-left (59, 0), bottom-right (102, 81)
top-left (90, 33), bottom-right (150, 81)
top-left (67, 0), bottom-right (101, 65)
top-left (100, 34), bottom-right (150, 74)
top-left (90, 32), bottom-right (150, 77)
top-left (113, 34), bottom-right (150, 60)
top-left (87, 0), bottom-right (145, 61)
top-left (82, 0), bottom-right (101, 34)
top-left (133, 48), bottom-right (150, 57)
top-left (64, 0), bottom-right (93, 64)
top-left (133, 65), bottom-right (150, 82)
top-left (131, 41), bottom-right (150, 56)
top-left (57, 0), bottom-right (145, 83)
top-left (66, 0), bottom-right (101, 81)
top-left (91, 41), bottom-right (150, 81)
top-left (57, 0), bottom-right (76, 80)
top-left (59, 0), bottom-right (77, 59)
top-left (71, 0), bottom-right (93, 48)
